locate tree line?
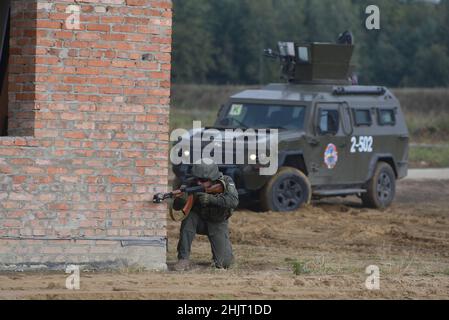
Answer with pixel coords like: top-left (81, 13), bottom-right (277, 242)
top-left (171, 0), bottom-right (449, 87)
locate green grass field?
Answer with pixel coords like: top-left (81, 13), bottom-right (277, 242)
top-left (170, 85), bottom-right (449, 168)
top-left (409, 145), bottom-right (449, 168)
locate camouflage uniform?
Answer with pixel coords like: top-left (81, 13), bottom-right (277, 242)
top-left (173, 163), bottom-right (239, 269)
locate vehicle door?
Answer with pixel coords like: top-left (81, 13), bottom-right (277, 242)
top-left (304, 103), bottom-right (350, 186)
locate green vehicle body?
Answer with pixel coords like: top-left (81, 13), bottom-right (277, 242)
top-left (173, 39), bottom-right (409, 211)
top-left (218, 83), bottom-right (408, 188)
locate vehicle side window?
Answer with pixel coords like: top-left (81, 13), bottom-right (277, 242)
top-left (319, 109), bottom-right (339, 135)
top-left (378, 109), bottom-right (396, 126)
top-left (353, 109), bottom-right (372, 126)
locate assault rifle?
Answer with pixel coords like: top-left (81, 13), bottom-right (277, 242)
top-left (153, 181), bottom-right (225, 219)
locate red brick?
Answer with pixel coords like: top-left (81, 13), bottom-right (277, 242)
top-left (36, 20), bottom-right (63, 29)
top-left (110, 176), bottom-right (132, 184)
top-left (87, 24), bottom-right (110, 32)
top-left (126, 0), bottom-right (147, 6)
top-left (64, 131), bottom-right (86, 139)
top-left (1, 0), bottom-right (173, 268)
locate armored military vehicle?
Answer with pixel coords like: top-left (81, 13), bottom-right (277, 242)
top-left (173, 34), bottom-right (409, 212)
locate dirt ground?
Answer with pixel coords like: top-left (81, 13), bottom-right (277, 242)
top-left (0, 179), bottom-right (448, 300)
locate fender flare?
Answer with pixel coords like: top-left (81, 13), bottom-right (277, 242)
top-left (278, 151), bottom-right (308, 175)
top-left (366, 154), bottom-right (398, 182)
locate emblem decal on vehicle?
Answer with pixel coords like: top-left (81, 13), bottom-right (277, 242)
top-left (324, 143), bottom-right (339, 169)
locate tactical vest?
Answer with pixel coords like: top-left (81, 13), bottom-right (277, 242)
top-left (195, 175), bottom-right (238, 223)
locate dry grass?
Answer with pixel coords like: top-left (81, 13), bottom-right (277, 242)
top-left (171, 84), bottom-right (251, 111)
top-left (392, 88), bottom-right (449, 114)
top-left (409, 145), bottom-right (449, 168)
top-left (171, 85), bottom-right (449, 112)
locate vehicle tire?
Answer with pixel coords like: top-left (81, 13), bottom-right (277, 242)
top-left (362, 162), bottom-right (396, 209)
top-left (260, 167), bottom-right (311, 212)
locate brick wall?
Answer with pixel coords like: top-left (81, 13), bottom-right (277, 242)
top-left (0, 0), bottom-right (172, 270)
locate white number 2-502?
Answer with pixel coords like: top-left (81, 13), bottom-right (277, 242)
top-left (351, 136), bottom-right (373, 153)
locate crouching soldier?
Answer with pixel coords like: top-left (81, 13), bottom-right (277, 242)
top-left (173, 163), bottom-right (239, 271)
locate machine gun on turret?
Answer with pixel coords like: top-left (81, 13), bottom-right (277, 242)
top-left (264, 31), bottom-right (355, 84)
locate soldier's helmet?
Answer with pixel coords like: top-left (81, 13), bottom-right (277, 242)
top-left (191, 162), bottom-right (221, 181)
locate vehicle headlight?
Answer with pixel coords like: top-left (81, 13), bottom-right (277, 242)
top-left (184, 150), bottom-right (190, 157)
top-left (249, 154), bottom-right (257, 162)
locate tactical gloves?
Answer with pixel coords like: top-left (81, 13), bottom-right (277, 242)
top-left (197, 192), bottom-right (213, 207)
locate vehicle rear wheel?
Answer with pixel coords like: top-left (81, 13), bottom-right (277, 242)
top-left (362, 162), bottom-right (396, 209)
top-left (260, 167), bottom-right (311, 212)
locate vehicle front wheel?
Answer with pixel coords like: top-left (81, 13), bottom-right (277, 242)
top-left (362, 162), bottom-right (396, 209)
top-left (260, 167), bottom-right (311, 212)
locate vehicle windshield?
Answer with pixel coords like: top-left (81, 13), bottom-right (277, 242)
top-left (216, 103), bottom-right (306, 130)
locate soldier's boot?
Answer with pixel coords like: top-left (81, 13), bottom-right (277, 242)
top-left (173, 259), bottom-right (191, 272)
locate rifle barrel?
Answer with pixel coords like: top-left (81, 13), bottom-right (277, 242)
top-left (153, 183), bottom-right (223, 204)
top-left (184, 185), bottom-right (206, 194)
